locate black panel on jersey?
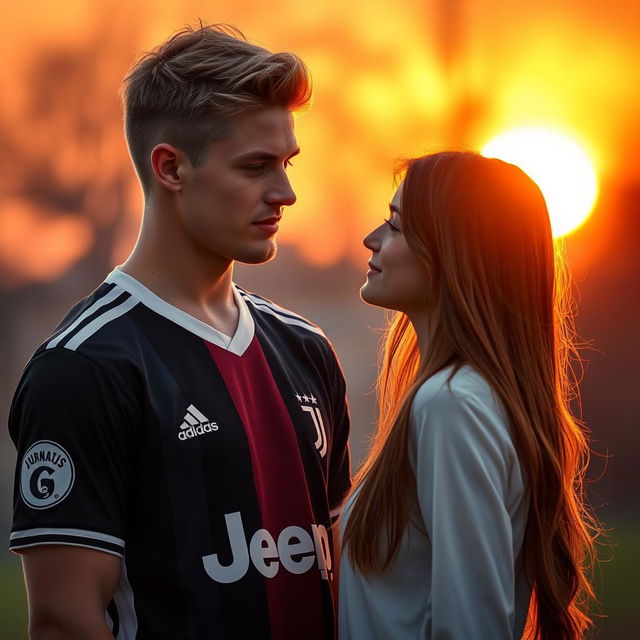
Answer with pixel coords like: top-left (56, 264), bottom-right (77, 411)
top-left (127, 304), bottom-right (270, 639)
top-left (245, 294), bottom-right (352, 517)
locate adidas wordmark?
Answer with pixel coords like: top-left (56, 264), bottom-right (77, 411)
top-left (178, 404), bottom-right (219, 441)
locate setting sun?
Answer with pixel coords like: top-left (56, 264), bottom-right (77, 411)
top-left (481, 128), bottom-right (598, 237)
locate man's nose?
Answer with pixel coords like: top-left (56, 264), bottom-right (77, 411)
top-left (267, 172), bottom-right (296, 207)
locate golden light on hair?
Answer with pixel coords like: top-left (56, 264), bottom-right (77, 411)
top-left (481, 127), bottom-right (599, 237)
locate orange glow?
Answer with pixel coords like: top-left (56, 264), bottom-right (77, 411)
top-left (0, 199), bottom-right (93, 288)
top-left (1, 1), bottom-right (639, 281)
top-left (481, 128), bottom-right (599, 237)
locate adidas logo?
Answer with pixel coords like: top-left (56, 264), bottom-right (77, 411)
top-left (178, 404), bottom-right (219, 441)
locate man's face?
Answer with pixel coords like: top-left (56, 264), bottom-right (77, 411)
top-left (177, 107), bottom-right (299, 266)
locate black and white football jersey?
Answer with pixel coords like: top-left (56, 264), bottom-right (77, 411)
top-left (9, 268), bottom-right (351, 639)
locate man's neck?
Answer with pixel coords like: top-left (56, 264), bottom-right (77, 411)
top-left (120, 246), bottom-right (240, 338)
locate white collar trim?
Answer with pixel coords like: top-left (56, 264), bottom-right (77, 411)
top-left (105, 268), bottom-right (254, 356)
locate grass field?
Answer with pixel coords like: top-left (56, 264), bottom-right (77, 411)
top-left (0, 553), bottom-right (27, 639)
top-left (1, 519), bottom-right (638, 639)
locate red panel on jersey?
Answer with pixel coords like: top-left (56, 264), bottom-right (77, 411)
top-left (207, 336), bottom-right (326, 640)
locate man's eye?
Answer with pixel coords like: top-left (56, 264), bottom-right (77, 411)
top-left (244, 164), bottom-right (266, 173)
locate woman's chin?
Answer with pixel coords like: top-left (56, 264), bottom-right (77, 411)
top-left (360, 282), bottom-right (384, 308)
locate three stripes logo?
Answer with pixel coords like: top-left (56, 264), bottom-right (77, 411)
top-left (296, 394), bottom-right (327, 458)
top-left (178, 404), bottom-right (219, 441)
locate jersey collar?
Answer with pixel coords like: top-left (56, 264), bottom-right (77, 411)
top-left (105, 268), bottom-right (255, 356)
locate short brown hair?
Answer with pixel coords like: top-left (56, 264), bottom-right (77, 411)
top-left (122, 23), bottom-right (312, 190)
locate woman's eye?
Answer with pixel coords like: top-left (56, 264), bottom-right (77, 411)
top-left (384, 218), bottom-right (401, 232)
top-left (285, 159), bottom-right (294, 168)
top-left (245, 164), bottom-right (266, 173)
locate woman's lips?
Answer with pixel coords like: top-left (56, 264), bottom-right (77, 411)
top-left (367, 262), bottom-right (382, 276)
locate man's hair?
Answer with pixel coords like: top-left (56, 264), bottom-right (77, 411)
top-left (121, 23), bottom-right (312, 191)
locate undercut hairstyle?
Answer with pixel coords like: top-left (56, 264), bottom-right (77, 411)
top-left (121, 23), bottom-right (312, 191)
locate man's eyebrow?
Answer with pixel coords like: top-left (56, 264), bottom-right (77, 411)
top-left (235, 148), bottom-right (301, 163)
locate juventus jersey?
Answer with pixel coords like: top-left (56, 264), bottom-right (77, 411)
top-left (9, 268), bottom-right (351, 639)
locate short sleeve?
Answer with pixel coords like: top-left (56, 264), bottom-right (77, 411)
top-left (326, 346), bottom-right (351, 520)
top-left (9, 348), bottom-right (139, 558)
top-left (412, 383), bottom-right (520, 639)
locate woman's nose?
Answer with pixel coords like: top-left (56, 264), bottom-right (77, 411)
top-left (363, 224), bottom-right (383, 251)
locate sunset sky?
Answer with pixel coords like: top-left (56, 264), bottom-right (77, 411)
top-left (1, 0), bottom-right (639, 285)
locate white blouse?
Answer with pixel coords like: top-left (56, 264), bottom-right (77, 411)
top-left (339, 365), bottom-right (531, 639)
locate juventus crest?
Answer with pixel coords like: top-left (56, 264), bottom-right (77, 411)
top-left (295, 393), bottom-right (327, 457)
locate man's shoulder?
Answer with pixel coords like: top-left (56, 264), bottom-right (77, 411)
top-left (235, 285), bottom-right (329, 342)
top-left (13, 282), bottom-right (144, 425)
top-left (27, 280), bottom-right (144, 381)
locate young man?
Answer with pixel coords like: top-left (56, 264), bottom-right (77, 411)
top-left (9, 24), bottom-right (350, 639)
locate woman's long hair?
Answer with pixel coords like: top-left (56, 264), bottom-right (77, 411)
top-left (342, 152), bottom-right (600, 639)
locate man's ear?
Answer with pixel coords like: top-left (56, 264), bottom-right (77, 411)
top-left (150, 143), bottom-right (186, 192)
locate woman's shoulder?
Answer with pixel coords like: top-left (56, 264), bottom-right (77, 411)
top-left (411, 365), bottom-right (512, 445)
top-left (413, 364), bottom-right (495, 409)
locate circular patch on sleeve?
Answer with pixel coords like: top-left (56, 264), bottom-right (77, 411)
top-left (20, 440), bottom-right (75, 509)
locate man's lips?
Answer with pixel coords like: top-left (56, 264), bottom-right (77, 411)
top-left (368, 261), bottom-right (382, 273)
top-left (253, 216), bottom-right (281, 236)
top-left (253, 215), bottom-right (281, 225)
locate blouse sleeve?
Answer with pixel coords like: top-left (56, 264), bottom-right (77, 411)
top-left (412, 383), bottom-right (520, 639)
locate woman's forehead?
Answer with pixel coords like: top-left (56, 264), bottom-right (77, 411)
top-left (391, 182), bottom-right (404, 210)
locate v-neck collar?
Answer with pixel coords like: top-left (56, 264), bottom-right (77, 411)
top-left (105, 268), bottom-right (255, 356)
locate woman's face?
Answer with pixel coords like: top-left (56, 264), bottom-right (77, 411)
top-left (360, 183), bottom-right (430, 314)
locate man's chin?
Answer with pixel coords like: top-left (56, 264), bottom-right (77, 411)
top-left (237, 244), bottom-right (277, 265)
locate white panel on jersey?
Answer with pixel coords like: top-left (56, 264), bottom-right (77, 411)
top-left (112, 559), bottom-right (138, 639)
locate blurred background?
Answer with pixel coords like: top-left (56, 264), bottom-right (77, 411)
top-left (1, 1), bottom-right (638, 637)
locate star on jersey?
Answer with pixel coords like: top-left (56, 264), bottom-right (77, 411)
top-left (295, 393), bottom-right (317, 405)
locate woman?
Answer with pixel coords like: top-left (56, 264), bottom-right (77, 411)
top-left (339, 152), bottom-right (599, 639)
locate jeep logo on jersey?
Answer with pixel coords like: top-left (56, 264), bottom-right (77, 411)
top-left (178, 404), bottom-right (219, 441)
top-left (202, 511), bottom-right (333, 584)
top-left (295, 393), bottom-right (327, 457)
top-left (20, 441), bottom-right (75, 509)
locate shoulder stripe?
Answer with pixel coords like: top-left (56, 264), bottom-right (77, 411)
top-left (64, 296), bottom-right (139, 351)
top-left (239, 290), bottom-right (316, 325)
top-left (241, 294), bottom-right (326, 337)
top-left (46, 286), bottom-right (125, 349)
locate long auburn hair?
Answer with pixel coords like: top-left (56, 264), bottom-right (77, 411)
top-left (342, 152), bottom-right (600, 639)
